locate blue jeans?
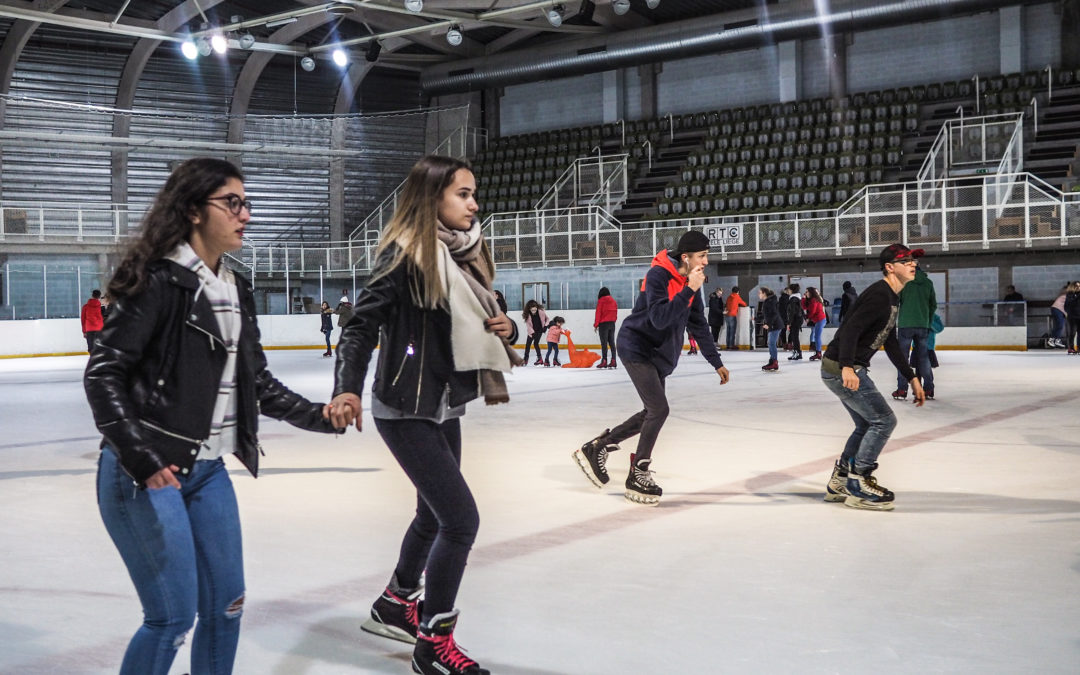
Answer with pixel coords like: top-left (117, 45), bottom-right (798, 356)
top-left (1051, 308), bottom-right (1065, 339)
top-left (821, 367), bottom-right (897, 473)
top-left (97, 448), bottom-right (245, 675)
top-left (374, 417), bottom-right (478, 622)
top-left (767, 329), bottom-right (781, 361)
top-left (897, 326), bottom-right (934, 391)
top-left (724, 315), bottom-right (738, 348)
top-left (810, 319), bottom-right (825, 351)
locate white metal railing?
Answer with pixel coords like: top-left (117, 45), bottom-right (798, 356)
top-left (533, 154), bottom-right (629, 214)
top-left (346, 126), bottom-right (483, 241)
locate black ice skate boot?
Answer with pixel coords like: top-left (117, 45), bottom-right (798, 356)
top-left (412, 610), bottom-right (489, 675)
top-left (361, 572), bottom-right (423, 644)
top-left (844, 463), bottom-right (895, 511)
top-left (624, 453), bottom-right (662, 506)
top-left (824, 459), bottom-right (851, 502)
top-left (572, 429), bottom-right (618, 488)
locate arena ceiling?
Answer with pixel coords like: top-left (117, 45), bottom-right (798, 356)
top-left (0, 1), bottom-right (766, 74)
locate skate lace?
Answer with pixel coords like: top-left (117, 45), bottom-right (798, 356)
top-left (596, 446), bottom-right (609, 472)
top-left (424, 632), bottom-right (477, 670)
top-left (633, 466), bottom-right (657, 487)
top-left (404, 599), bottom-right (419, 630)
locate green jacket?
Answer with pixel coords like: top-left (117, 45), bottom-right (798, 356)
top-left (897, 268), bottom-right (937, 328)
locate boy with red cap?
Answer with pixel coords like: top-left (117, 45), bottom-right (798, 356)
top-left (572, 230), bottom-right (731, 505)
top-left (820, 244), bottom-right (926, 511)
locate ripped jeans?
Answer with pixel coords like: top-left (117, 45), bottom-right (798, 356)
top-left (97, 448), bottom-right (245, 675)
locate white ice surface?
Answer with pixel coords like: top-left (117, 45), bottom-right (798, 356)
top-left (1, 349), bottom-right (1078, 674)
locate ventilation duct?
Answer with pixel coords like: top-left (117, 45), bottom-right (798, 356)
top-left (422, 0), bottom-right (1043, 95)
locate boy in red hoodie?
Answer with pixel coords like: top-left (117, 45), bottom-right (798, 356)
top-left (573, 231), bottom-right (731, 505)
top-left (80, 289), bottom-right (104, 352)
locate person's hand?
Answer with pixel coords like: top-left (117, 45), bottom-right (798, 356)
top-left (329, 392), bottom-right (362, 431)
top-left (687, 263), bottom-right (706, 291)
top-left (763, 324), bottom-right (769, 330)
top-left (910, 378), bottom-right (926, 407)
top-left (484, 314), bottom-right (514, 338)
top-left (841, 366), bottom-right (860, 391)
top-left (146, 465), bottom-right (181, 490)
top-left (715, 366), bottom-right (730, 384)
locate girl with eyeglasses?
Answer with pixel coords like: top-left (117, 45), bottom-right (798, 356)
top-left (84, 157), bottom-right (339, 674)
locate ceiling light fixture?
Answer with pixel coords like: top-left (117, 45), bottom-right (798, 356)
top-left (546, 4), bottom-right (565, 27)
top-left (181, 39), bottom-right (198, 60)
top-left (333, 48), bottom-right (349, 67)
top-left (196, 36), bottom-right (212, 57)
top-left (238, 32), bottom-right (255, 49)
top-left (612, 0), bottom-right (631, 15)
top-left (210, 33), bottom-right (227, 54)
top-left (646, 0), bottom-right (661, 8)
top-left (300, 56), bottom-right (316, 72)
top-left (365, 40), bottom-right (382, 62)
top-left (446, 25), bottom-right (463, 46)
top-left (404, 0), bottom-right (423, 12)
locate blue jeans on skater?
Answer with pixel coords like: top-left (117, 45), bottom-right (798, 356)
top-left (1051, 307), bottom-right (1065, 341)
top-left (725, 315), bottom-right (738, 348)
top-left (374, 417), bottom-right (478, 622)
top-left (820, 367), bottom-right (897, 473)
top-left (897, 326), bottom-right (933, 392)
top-left (810, 318), bottom-right (825, 352)
top-left (767, 328), bottom-right (781, 361)
top-left (97, 448), bottom-right (245, 675)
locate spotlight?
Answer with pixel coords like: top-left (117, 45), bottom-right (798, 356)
top-left (196, 36), bottom-right (212, 57)
top-left (446, 25), bottom-right (463, 46)
top-left (546, 4), bottom-right (565, 27)
top-left (646, 0), bottom-right (661, 8)
top-left (365, 41), bottom-right (381, 62)
top-left (612, 0), bottom-right (630, 15)
top-left (181, 40), bottom-right (198, 60)
top-left (238, 32), bottom-right (255, 49)
top-left (300, 55), bottom-right (316, 72)
top-left (333, 48), bottom-right (349, 67)
top-left (210, 33), bottom-right (227, 54)
top-left (404, 0), bottom-right (423, 12)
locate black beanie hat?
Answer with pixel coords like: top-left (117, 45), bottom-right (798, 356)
top-left (675, 230), bottom-right (710, 256)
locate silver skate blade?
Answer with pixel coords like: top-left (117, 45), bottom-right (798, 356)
top-left (842, 497), bottom-right (895, 511)
top-left (571, 449), bottom-right (604, 490)
top-left (623, 490), bottom-right (660, 507)
top-left (361, 617), bottom-right (417, 644)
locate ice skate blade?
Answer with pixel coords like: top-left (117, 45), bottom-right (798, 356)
top-left (361, 617), bottom-right (417, 645)
top-left (843, 496), bottom-right (895, 511)
top-left (823, 491), bottom-right (847, 502)
top-left (571, 449), bottom-right (606, 489)
top-left (624, 490), bottom-right (660, 506)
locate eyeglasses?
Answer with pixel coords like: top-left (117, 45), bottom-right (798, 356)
top-left (205, 194), bottom-right (252, 216)
top-left (889, 258), bottom-right (917, 266)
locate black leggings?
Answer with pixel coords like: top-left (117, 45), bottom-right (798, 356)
top-left (598, 321), bottom-right (617, 361)
top-left (373, 417), bottom-right (478, 622)
top-left (1068, 318), bottom-right (1080, 350)
top-left (606, 361), bottom-right (668, 464)
top-left (524, 333), bottom-right (543, 361)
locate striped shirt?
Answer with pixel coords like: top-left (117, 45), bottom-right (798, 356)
top-left (166, 242), bottom-right (242, 460)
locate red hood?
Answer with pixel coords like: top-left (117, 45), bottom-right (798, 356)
top-left (642, 249), bottom-right (692, 305)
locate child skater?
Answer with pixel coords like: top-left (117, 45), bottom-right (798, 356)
top-left (545, 316), bottom-right (567, 366)
top-left (329, 155), bottom-right (520, 675)
top-left (522, 299), bottom-right (549, 365)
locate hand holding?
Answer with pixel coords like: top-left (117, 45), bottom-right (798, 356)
top-left (687, 263), bottom-right (706, 291)
top-left (329, 392), bottom-right (363, 431)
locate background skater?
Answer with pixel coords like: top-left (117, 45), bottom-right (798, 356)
top-left (572, 230), bottom-right (730, 506)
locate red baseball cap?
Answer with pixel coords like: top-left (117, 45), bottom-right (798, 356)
top-left (879, 244), bottom-right (924, 268)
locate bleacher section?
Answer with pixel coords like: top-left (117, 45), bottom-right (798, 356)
top-left (471, 67), bottom-right (1080, 224)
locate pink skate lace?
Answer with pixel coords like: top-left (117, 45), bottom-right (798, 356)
top-left (385, 589), bottom-right (420, 630)
top-left (420, 631), bottom-right (477, 670)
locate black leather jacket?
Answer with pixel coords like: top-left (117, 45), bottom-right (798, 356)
top-left (84, 260), bottom-right (336, 484)
top-left (333, 253), bottom-right (517, 417)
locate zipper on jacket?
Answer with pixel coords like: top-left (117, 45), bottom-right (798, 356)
top-left (391, 339), bottom-right (416, 387)
top-left (414, 319), bottom-right (427, 414)
top-left (187, 320), bottom-right (225, 351)
top-left (140, 419), bottom-right (206, 446)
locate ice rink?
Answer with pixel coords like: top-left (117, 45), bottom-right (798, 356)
top-left (1, 347), bottom-right (1078, 674)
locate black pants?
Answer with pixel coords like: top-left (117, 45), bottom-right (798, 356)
top-left (524, 333), bottom-right (543, 361)
top-left (374, 417), bottom-right (478, 622)
top-left (85, 331), bottom-right (100, 353)
top-left (1068, 318), bottom-right (1080, 350)
top-left (606, 361), bottom-right (668, 464)
top-left (709, 322), bottom-right (722, 344)
top-left (789, 325), bottom-right (801, 355)
top-left (598, 321), bottom-right (617, 361)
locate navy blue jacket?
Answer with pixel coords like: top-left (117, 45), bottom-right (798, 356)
top-left (617, 250), bottom-right (724, 377)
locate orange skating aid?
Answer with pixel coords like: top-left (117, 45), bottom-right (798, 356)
top-left (561, 330), bottom-right (601, 368)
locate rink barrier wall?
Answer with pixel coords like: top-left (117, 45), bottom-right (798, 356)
top-left (0, 313), bottom-right (1029, 358)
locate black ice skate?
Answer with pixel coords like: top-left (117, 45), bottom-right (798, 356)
top-left (844, 463), bottom-right (895, 511)
top-left (572, 429), bottom-right (618, 488)
top-left (624, 453), bottom-right (662, 506)
top-left (412, 610), bottom-right (489, 675)
top-left (361, 573), bottom-right (423, 644)
top-left (824, 459), bottom-right (851, 502)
